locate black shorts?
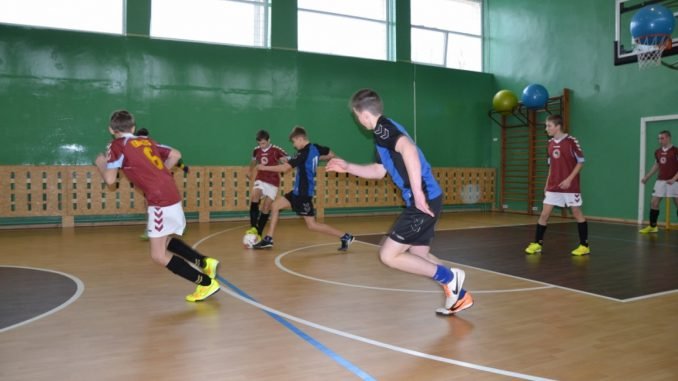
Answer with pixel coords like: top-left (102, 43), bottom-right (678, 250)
top-left (388, 196), bottom-right (442, 246)
top-left (284, 192), bottom-right (315, 217)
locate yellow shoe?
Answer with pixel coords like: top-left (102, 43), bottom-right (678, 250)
top-left (638, 226), bottom-right (658, 234)
top-left (571, 244), bottom-right (590, 256)
top-left (245, 227), bottom-right (258, 235)
top-left (524, 242), bottom-right (542, 254)
top-left (203, 257), bottom-right (219, 279)
top-left (185, 279), bottom-right (220, 302)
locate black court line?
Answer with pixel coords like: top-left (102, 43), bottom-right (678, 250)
top-left (358, 222), bottom-right (678, 301)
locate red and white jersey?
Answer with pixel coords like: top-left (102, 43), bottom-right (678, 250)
top-left (106, 133), bottom-right (181, 207)
top-left (252, 144), bottom-right (288, 187)
top-left (546, 134), bottom-right (585, 193)
top-left (654, 146), bottom-right (678, 180)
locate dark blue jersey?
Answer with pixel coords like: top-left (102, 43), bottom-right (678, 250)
top-left (288, 143), bottom-right (330, 197)
top-left (374, 116), bottom-right (442, 206)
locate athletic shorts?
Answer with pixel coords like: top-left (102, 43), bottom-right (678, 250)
top-left (652, 180), bottom-right (678, 197)
top-left (543, 191), bottom-right (583, 208)
top-left (388, 196), bottom-right (443, 246)
top-left (146, 201), bottom-right (186, 238)
top-left (253, 180), bottom-right (279, 200)
top-left (284, 192), bottom-right (315, 217)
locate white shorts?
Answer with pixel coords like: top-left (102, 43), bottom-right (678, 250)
top-left (543, 191), bottom-right (583, 208)
top-left (652, 180), bottom-right (678, 197)
top-left (146, 202), bottom-right (186, 238)
top-left (253, 180), bottom-right (279, 200)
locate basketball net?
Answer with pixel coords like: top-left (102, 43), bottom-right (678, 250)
top-left (633, 34), bottom-right (672, 70)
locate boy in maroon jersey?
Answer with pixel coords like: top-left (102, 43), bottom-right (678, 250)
top-left (639, 130), bottom-right (678, 233)
top-left (246, 130), bottom-right (288, 239)
top-left (525, 114), bottom-right (590, 256)
top-left (94, 110), bottom-right (220, 302)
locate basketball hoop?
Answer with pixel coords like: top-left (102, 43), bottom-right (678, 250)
top-left (633, 34), bottom-right (673, 69)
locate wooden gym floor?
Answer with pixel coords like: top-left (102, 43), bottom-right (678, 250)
top-left (0, 212), bottom-right (676, 381)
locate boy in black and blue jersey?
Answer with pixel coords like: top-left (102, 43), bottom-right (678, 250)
top-left (327, 89), bottom-right (473, 316)
top-left (253, 126), bottom-right (354, 251)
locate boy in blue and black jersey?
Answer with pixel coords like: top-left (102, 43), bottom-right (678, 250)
top-left (253, 126), bottom-right (354, 251)
top-left (327, 89), bottom-right (473, 316)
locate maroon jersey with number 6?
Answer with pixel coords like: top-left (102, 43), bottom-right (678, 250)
top-left (106, 133), bottom-right (181, 207)
top-left (252, 144), bottom-right (288, 187)
top-left (655, 146), bottom-right (678, 180)
top-left (546, 135), bottom-right (585, 193)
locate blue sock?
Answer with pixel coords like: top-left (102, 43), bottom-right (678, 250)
top-left (432, 264), bottom-right (453, 284)
top-left (458, 289), bottom-right (466, 299)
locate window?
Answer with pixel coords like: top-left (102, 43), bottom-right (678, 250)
top-left (0, 0), bottom-right (123, 34)
top-left (298, 0), bottom-right (393, 61)
top-left (151, 0), bottom-right (270, 48)
top-left (411, 0), bottom-right (482, 72)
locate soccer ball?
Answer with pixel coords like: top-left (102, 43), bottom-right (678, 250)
top-left (242, 233), bottom-right (259, 248)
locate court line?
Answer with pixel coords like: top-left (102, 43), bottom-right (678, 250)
top-left (193, 230), bottom-right (376, 381)
top-left (355, 239), bottom-right (627, 303)
top-left (196, 229), bottom-right (556, 381)
top-left (216, 276), bottom-right (556, 381)
top-left (274, 242), bottom-right (553, 294)
top-left (216, 275), bottom-right (376, 381)
top-left (0, 266), bottom-right (85, 334)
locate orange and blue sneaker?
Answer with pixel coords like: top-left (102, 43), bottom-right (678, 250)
top-left (436, 290), bottom-right (474, 316)
top-left (441, 268), bottom-right (466, 309)
top-left (571, 244), bottom-right (590, 256)
top-left (203, 257), bottom-right (219, 279)
top-left (185, 278), bottom-right (220, 302)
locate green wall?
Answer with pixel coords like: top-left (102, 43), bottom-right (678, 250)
top-left (486, 0), bottom-right (677, 221)
top-left (0, 26), bottom-right (493, 168)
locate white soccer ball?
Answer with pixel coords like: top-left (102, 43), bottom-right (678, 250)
top-left (242, 233), bottom-right (259, 248)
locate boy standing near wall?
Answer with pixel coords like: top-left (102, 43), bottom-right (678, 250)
top-left (247, 130), bottom-right (288, 239)
top-left (639, 130), bottom-right (678, 233)
top-left (94, 110), bottom-right (220, 302)
top-left (252, 126), bottom-right (354, 251)
top-left (524, 114), bottom-right (590, 256)
top-left (326, 88), bottom-right (472, 316)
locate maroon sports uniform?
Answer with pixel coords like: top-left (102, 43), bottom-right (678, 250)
top-left (546, 135), bottom-right (585, 193)
top-left (106, 133), bottom-right (181, 207)
top-left (654, 146), bottom-right (678, 180)
top-left (252, 144), bottom-right (287, 186)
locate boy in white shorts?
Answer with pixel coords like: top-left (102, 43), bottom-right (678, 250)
top-left (525, 115), bottom-right (590, 256)
top-left (94, 110), bottom-right (220, 302)
top-left (639, 130), bottom-right (678, 233)
top-left (247, 130), bottom-right (288, 238)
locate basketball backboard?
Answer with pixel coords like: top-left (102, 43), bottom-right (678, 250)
top-left (614, 0), bottom-right (678, 66)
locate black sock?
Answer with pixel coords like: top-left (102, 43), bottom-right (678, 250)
top-left (166, 256), bottom-right (211, 285)
top-left (577, 221), bottom-right (588, 246)
top-left (256, 213), bottom-right (270, 235)
top-left (249, 202), bottom-right (260, 227)
top-left (535, 224), bottom-right (547, 244)
top-left (649, 209), bottom-right (659, 227)
top-left (167, 238), bottom-right (206, 268)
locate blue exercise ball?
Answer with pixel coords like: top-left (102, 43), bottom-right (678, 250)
top-left (630, 4), bottom-right (676, 44)
top-left (521, 84), bottom-right (549, 109)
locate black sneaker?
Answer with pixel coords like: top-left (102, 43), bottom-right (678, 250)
top-left (338, 233), bottom-right (354, 251)
top-left (253, 236), bottom-right (274, 249)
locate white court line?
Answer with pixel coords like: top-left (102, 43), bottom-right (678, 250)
top-left (217, 284), bottom-right (556, 381)
top-left (275, 242), bottom-right (553, 294)
top-left (357, 240), bottom-right (627, 303)
top-left (194, 228), bottom-right (557, 381)
top-left (0, 266), bottom-right (85, 334)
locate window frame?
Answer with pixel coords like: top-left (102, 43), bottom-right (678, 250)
top-left (410, 0), bottom-right (484, 72)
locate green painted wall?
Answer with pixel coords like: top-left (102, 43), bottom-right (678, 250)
top-left (0, 22), bottom-right (494, 169)
top-left (486, 0), bottom-right (678, 221)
